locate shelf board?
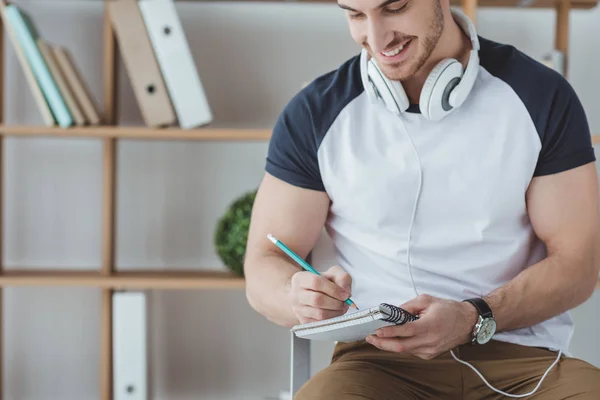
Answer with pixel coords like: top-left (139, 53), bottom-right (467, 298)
top-left (0, 125), bottom-right (272, 141)
top-left (447, 0), bottom-right (596, 8)
top-left (0, 269), bottom-right (246, 289)
top-left (187, 0), bottom-right (598, 9)
top-left (0, 269), bottom-right (598, 291)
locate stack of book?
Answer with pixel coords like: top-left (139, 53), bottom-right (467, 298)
top-left (1, 0), bottom-right (213, 130)
top-left (1, 2), bottom-right (102, 128)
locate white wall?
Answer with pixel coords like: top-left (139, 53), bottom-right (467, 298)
top-left (2, 1), bottom-right (599, 399)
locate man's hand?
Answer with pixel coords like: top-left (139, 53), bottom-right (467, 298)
top-left (289, 265), bottom-right (353, 324)
top-left (365, 294), bottom-right (478, 360)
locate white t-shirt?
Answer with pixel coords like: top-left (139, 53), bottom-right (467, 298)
top-left (265, 36), bottom-right (596, 353)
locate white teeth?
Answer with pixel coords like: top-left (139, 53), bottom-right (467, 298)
top-left (382, 43), bottom-right (406, 57)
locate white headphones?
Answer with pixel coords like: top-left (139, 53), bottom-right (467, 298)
top-left (360, 8), bottom-right (480, 121)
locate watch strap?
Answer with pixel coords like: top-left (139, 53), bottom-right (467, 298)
top-left (463, 297), bottom-right (494, 319)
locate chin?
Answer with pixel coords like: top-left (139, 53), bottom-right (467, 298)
top-left (378, 61), bottom-right (418, 82)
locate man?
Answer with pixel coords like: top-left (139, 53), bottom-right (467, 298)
top-left (244, 0), bottom-right (600, 398)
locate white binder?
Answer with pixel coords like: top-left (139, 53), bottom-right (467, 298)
top-left (541, 49), bottom-right (565, 76)
top-left (138, 0), bottom-right (213, 129)
top-left (113, 292), bottom-right (148, 400)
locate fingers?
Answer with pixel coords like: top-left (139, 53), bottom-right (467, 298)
top-left (322, 265), bottom-right (353, 294)
top-left (375, 295), bottom-right (433, 338)
top-left (366, 335), bottom-right (433, 358)
top-left (375, 319), bottom-right (420, 338)
top-left (294, 305), bottom-right (349, 323)
top-left (290, 268), bottom-right (353, 323)
top-left (366, 295), bottom-right (450, 360)
top-left (398, 293), bottom-right (434, 316)
top-left (297, 288), bottom-right (349, 311)
top-left (293, 271), bottom-right (350, 302)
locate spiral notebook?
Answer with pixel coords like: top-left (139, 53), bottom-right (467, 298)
top-left (291, 303), bottom-right (419, 342)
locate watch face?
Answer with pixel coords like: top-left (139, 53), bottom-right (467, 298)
top-left (477, 319), bottom-right (496, 344)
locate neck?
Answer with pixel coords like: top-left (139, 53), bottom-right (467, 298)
top-left (403, 15), bottom-right (473, 105)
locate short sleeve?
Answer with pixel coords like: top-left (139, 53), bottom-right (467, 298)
top-left (534, 78), bottom-right (596, 177)
top-left (265, 91), bottom-right (325, 191)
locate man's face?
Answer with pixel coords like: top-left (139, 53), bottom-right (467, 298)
top-left (339, 0), bottom-right (444, 81)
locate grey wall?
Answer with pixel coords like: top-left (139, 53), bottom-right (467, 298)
top-left (2, 1), bottom-right (599, 399)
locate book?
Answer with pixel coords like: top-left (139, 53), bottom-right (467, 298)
top-left (291, 303), bottom-right (419, 342)
top-left (3, 4), bottom-right (73, 127)
top-left (0, 4), bottom-right (54, 126)
top-left (51, 45), bottom-right (101, 125)
top-left (37, 39), bottom-right (86, 126)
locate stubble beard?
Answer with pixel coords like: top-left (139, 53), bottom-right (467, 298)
top-left (383, 1), bottom-right (444, 82)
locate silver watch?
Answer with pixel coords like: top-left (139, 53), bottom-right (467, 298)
top-left (464, 298), bottom-right (496, 345)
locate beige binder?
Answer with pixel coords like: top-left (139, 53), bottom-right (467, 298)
top-left (0, 5), bottom-right (54, 126)
top-left (37, 39), bottom-right (86, 126)
top-left (51, 45), bottom-right (101, 125)
top-left (108, 0), bottom-right (176, 127)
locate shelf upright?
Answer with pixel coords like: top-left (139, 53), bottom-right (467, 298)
top-left (101, 1), bottom-right (119, 398)
top-left (0, 2), bottom-right (5, 398)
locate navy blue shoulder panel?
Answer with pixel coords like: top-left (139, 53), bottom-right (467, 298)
top-left (478, 36), bottom-right (595, 177)
top-left (265, 54), bottom-right (364, 191)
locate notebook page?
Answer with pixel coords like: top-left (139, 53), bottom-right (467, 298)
top-left (291, 305), bottom-right (381, 332)
top-left (294, 315), bottom-right (394, 342)
top-left (295, 312), bottom-right (380, 335)
top-left (290, 303), bottom-right (418, 342)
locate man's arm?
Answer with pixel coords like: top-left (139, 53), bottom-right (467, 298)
top-left (483, 162), bottom-right (600, 332)
top-left (368, 162), bottom-right (600, 359)
top-left (244, 75), bottom-right (356, 328)
top-left (244, 172), bottom-right (331, 328)
top-left (482, 76), bottom-right (600, 331)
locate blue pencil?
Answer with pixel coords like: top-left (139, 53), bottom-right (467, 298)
top-left (267, 233), bottom-right (359, 309)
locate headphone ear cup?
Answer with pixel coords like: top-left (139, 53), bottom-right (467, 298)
top-left (419, 58), bottom-right (464, 121)
top-left (367, 59), bottom-right (409, 114)
top-left (387, 80), bottom-right (410, 113)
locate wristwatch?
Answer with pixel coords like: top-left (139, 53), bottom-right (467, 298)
top-left (463, 298), bottom-right (496, 345)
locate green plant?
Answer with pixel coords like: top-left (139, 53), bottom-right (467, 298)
top-left (214, 189), bottom-right (257, 277)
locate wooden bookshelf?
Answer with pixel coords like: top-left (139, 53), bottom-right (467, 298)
top-left (1, 125), bottom-right (597, 143)
top-left (0, 125), bottom-right (272, 141)
top-left (452, 0), bottom-right (596, 7)
top-left (444, 0), bottom-right (595, 8)
top-left (0, 0), bottom-right (598, 399)
top-left (207, 0), bottom-right (599, 10)
top-left (0, 270), bottom-right (245, 289)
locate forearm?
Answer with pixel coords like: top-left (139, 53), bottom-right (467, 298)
top-left (483, 252), bottom-right (599, 333)
top-left (244, 251), bottom-right (300, 328)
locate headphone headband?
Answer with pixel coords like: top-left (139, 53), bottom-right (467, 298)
top-left (447, 8), bottom-right (479, 109)
top-left (452, 7), bottom-right (480, 52)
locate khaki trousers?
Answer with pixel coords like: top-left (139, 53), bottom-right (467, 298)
top-left (294, 339), bottom-right (600, 399)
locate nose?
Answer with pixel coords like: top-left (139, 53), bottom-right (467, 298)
top-left (367, 18), bottom-right (393, 53)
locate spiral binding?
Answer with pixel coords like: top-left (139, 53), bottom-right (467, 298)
top-left (380, 303), bottom-right (419, 325)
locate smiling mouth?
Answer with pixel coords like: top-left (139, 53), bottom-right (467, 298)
top-left (380, 39), bottom-right (413, 58)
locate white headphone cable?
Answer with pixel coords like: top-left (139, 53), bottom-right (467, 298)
top-left (450, 347), bottom-right (562, 398)
top-left (403, 120), bottom-right (423, 298)
top-left (403, 124), bottom-right (563, 398)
